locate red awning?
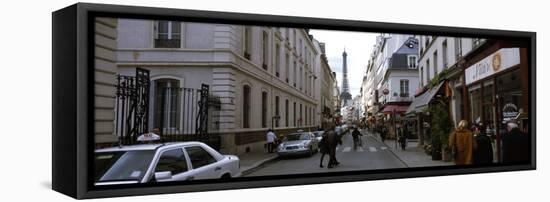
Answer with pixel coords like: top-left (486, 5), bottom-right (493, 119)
top-left (382, 105), bottom-right (410, 114)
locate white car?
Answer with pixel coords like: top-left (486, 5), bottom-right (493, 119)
top-left (94, 142), bottom-right (241, 185)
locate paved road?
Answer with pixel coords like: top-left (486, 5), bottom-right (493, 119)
top-left (244, 131), bottom-right (406, 177)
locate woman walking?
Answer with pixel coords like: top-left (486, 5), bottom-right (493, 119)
top-left (449, 120), bottom-right (477, 165)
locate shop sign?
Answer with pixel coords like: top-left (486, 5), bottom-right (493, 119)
top-left (465, 48), bottom-right (520, 85)
top-left (502, 103), bottom-right (519, 123)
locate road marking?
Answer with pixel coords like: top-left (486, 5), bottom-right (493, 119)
top-left (380, 146), bottom-right (387, 150)
top-left (342, 147), bottom-right (351, 152)
top-left (357, 147), bottom-right (364, 152)
top-left (369, 147), bottom-right (378, 152)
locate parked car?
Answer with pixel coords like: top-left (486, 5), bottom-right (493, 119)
top-left (312, 131), bottom-right (325, 142)
top-left (94, 142), bottom-right (241, 186)
top-left (277, 132), bottom-right (319, 157)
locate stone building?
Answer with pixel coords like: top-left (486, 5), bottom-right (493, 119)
top-left (114, 19), bottom-right (323, 154)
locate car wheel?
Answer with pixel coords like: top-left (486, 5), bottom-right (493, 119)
top-left (221, 173), bottom-right (231, 179)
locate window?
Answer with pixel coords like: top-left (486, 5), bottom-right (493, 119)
top-left (154, 79), bottom-right (180, 130)
top-left (244, 27), bottom-right (251, 60)
top-left (293, 61), bottom-right (297, 87)
top-left (299, 66), bottom-right (303, 90)
top-left (154, 21), bottom-right (181, 48)
top-left (285, 99), bottom-right (289, 127)
top-left (275, 44), bottom-right (280, 77)
top-left (455, 37), bottom-right (462, 58)
top-left (407, 55), bottom-right (418, 69)
top-left (433, 51), bottom-right (438, 76)
top-left (299, 104), bottom-right (303, 126)
top-left (243, 85), bottom-right (251, 128)
top-left (426, 59), bottom-right (431, 83)
top-left (286, 28), bottom-right (290, 40)
top-left (293, 102), bottom-right (296, 126)
top-left (285, 54), bottom-right (290, 83)
top-left (400, 80), bottom-right (409, 97)
top-left (299, 39), bottom-right (303, 56)
top-left (185, 146), bottom-right (217, 169)
top-left (442, 40), bottom-right (448, 68)
top-left (293, 30), bottom-right (296, 49)
top-left (155, 149), bottom-right (188, 175)
top-left (262, 91), bottom-right (268, 128)
top-left (262, 31), bottom-right (268, 70)
top-left (275, 96), bottom-right (280, 127)
top-left (420, 66), bottom-right (424, 87)
top-left (305, 106), bottom-right (308, 126)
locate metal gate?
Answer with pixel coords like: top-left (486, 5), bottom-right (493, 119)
top-left (115, 68), bottom-right (150, 145)
top-left (115, 69), bottom-right (219, 149)
top-left (157, 84), bottom-right (218, 148)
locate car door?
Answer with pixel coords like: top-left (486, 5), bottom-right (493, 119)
top-left (184, 145), bottom-right (222, 180)
top-left (152, 148), bottom-right (193, 182)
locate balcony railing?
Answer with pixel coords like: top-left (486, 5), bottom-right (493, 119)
top-left (154, 39), bottom-right (180, 48)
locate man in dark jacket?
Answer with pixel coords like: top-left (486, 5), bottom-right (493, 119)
top-left (473, 124), bottom-right (494, 164)
top-left (502, 122), bottom-right (529, 163)
top-left (325, 126), bottom-right (341, 168)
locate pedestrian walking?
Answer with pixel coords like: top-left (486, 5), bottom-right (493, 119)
top-left (502, 121), bottom-right (529, 163)
top-left (325, 125), bottom-right (340, 168)
top-left (472, 124), bottom-right (493, 164)
top-left (399, 124), bottom-right (408, 150)
top-left (380, 125), bottom-right (388, 143)
top-left (449, 120), bottom-right (476, 165)
top-left (319, 133), bottom-right (329, 168)
top-left (266, 129), bottom-right (277, 153)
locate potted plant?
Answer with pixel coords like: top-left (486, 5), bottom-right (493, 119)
top-left (429, 97), bottom-right (453, 161)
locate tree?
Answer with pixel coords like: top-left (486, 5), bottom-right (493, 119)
top-left (429, 98), bottom-right (453, 159)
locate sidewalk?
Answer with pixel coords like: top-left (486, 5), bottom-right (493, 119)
top-left (238, 151), bottom-right (278, 176)
top-left (364, 129), bottom-right (453, 167)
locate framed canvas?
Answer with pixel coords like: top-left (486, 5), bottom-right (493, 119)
top-left (52, 3), bottom-right (536, 199)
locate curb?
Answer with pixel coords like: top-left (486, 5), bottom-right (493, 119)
top-left (240, 155), bottom-right (279, 176)
top-left (382, 140), bottom-right (410, 168)
top-left (364, 130), bottom-right (410, 168)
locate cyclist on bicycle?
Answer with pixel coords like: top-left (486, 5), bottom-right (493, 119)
top-left (351, 127), bottom-right (363, 150)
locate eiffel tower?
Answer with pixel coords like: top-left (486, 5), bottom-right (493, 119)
top-left (340, 49), bottom-right (352, 107)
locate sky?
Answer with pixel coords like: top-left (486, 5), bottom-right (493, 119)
top-left (309, 29), bottom-right (379, 97)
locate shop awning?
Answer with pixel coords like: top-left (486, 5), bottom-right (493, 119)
top-left (382, 105), bottom-right (410, 114)
top-left (405, 82), bottom-right (445, 114)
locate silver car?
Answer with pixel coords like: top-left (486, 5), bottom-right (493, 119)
top-left (94, 142), bottom-right (241, 185)
top-left (277, 132), bottom-right (319, 157)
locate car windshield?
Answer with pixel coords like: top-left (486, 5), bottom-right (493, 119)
top-left (287, 133), bottom-right (310, 141)
top-left (95, 150), bottom-right (155, 182)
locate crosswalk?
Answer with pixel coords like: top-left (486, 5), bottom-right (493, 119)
top-left (336, 146), bottom-right (389, 153)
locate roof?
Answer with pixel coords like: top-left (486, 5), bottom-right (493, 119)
top-left (405, 82), bottom-right (445, 114)
top-left (395, 37), bottom-right (419, 54)
top-left (95, 142), bottom-right (203, 153)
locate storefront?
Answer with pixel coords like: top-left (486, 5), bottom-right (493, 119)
top-left (463, 46), bottom-right (529, 162)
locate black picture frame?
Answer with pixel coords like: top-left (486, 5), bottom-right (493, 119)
top-left (52, 3), bottom-right (536, 199)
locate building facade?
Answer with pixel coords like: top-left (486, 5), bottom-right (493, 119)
top-left (115, 19), bottom-right (325, 154)
top-left (313, 40), bottom-right (336, 129)
top-left (409, 35), bottom-right (530, 161)
top-left (94, 17), bottom-right (118, 146)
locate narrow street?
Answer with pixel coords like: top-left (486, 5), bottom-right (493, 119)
top-left (244, 130), bottom-right (406, 177)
